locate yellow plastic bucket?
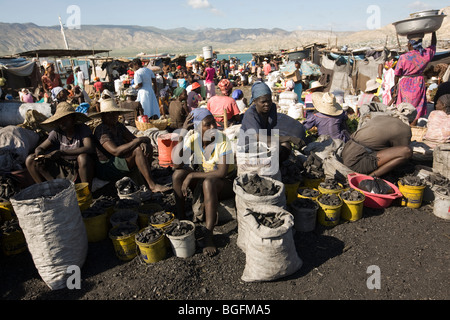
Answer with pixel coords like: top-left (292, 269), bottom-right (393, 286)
top-left (109, 223), bottom-right (139, 261)
top-left (83, 212), bottom-right (109, 242)
top-left (318, 183), bottom-right (345, 195)
top-left (150, 212), bottom-right (175, 248)
top-left (1, 226), bottom-right (27, 256)
top-left (317, 195), bottom-right (343, 227)
top-left (398, 182), bottom-right (426, 209)
top-left (340, 191), bottom-right (365, 222)
top-left (285, 182), bottom-right (301, 205)
top-left (75, 183), bottom-right (93, 211)
top-left (0, 200), bottom-right (14, 222)
top-left (297, 187), bottom-right (320, 201)
top-left (303, 177), bottom-right (324, 189)
top-left (138, 203), bottom-right (164, 229)
top-left (135, 228), bottom-right (167, 264)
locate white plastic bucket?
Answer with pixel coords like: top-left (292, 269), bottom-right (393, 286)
top-left (166, 220), bottom-right (196, 258)
top-left (433, 189), bottom-right (450, 220)
top-left (203, 46), bottom-right (213, 60)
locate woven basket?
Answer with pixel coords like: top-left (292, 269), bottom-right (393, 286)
top-left (411, 126), bottom-right (427, 142)
top-left (135, 119), bottom-right (169, 131)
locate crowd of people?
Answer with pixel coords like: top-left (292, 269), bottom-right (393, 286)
top-left (1, 30), bottom-right (450, 257)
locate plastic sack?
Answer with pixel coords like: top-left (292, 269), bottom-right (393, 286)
top-left (241, 205), bottom-right (302, 282)
top-left (233, 174), bottom-right (286, 253)
top-left (10, 179), bottom-right (88, 290)
top-left (359, 177), bottom-right (394, 194)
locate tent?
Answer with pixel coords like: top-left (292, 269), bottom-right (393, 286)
top-left (0, 58), bottom-right (41, 90)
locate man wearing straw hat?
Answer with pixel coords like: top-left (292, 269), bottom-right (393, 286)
top-left (25, 102), bottom-right (96, 190)
top-left (91, 98), bottom-right (171, 193)
top-left (302, 92), bottom-right (350, 142)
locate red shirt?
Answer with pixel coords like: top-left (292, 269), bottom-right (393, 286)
top-left (207, 96), bottom-right (240, 127)
top-left (94, 81), bottom-right (104, 92)
top-left (127, 70), bottom-right (135, 78)
top-left (41, 73), bottom-right (62, 91)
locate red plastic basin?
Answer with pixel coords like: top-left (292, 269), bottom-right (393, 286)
top-left (347, 173), bottom-right (402, 209)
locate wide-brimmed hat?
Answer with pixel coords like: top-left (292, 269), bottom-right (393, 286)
top-left (89, 98), bottom-right (134, 118)
top-left (311, 92), bottom-right (343, 116)
top-left (365, 79), bottom-right (379, 93)
top-left (41, 102), bottom-right (91, 125)
top-left (307, 81), bottom-right (324, 91)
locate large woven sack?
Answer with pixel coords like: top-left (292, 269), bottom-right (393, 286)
top-left (241, 205), bottom-right (302, 282)
top-left (233, 174), bottom-right (286, 252)
top-left (10, 179), bottom-right (88, 290)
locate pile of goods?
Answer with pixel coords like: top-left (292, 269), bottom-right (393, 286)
top-left (319, 179), bottom-right (341, 190)
top-left (299, 188), bottom-right (320, 198)
top-left (109, 222), bottom-right (138, 237)
top-left (318, 194), bottom-right (342, 206)
top-left (250, 212), bottom-right (285, 229)
top-left (241, 174), bottom-right (280, 196)
top-left (116, 177), bottom-right (140, 196)
top-left (136, 226), bottom-right (162, 244)
top-left (340, 189), bottom-right (365, 201)
top-left (302, 153), bottom-right (324, 179)
top-left (399, 175), bottom-right (425, 187)
top-left (149, 211), bottom-right (172, 225)
top-left (165, 220), bottom-right (194, 237)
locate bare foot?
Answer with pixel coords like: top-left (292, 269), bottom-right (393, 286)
top-left (202, 230), bottom-right (217, 257)
top-left (151, 184), bottom-right (172, 193)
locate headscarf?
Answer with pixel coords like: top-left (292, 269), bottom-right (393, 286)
top-left (249, 81), bottom-right (272, 105)
top-left (408, 39), bottom-right (424, 55)
top-left (232, 89), bottom-right (243, 100)
top-left (191, 108), bottom-right (213, 129)
top-left (51, 86), bottom-right (64, 100)
top-left (159, 86), bottom-right (170, 98)
top-left (173, 87), bottom-right (185, 98)
top-left (218, 79), bottom-right (233, 96)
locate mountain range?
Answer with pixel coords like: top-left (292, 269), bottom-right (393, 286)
top-left (0, 6), bottom-right (448, 58)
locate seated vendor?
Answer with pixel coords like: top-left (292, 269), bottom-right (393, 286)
top-left (423, 94), bottom-right (450, 148)
top-left (25, 102), bottom-right (96, 190)
top-left (302, 92), bottom-right (350, 142)
top-left (91, 98), bottom-right (171, 193)
top-left (172, 108), bottom-right (236, 256)
top-left (239, 81), bottom-right (305, 167)
top-left (169, 87), bottom-right (189, 130)
top-left (341, 103), bottom-right (417, 177)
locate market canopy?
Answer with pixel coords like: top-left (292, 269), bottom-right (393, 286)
top-left (12, 49), bottom-right (111, 58)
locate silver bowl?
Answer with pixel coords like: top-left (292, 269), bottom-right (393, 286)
top-left (393, 13), bottom-right (447, 36)
top-left (410, 10), bottom-right (440, 18)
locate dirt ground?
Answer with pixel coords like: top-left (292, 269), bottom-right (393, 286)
top-left (1, 84), bottom-right (449, 312)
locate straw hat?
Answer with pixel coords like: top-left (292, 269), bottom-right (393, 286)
top-left (307, 81), bottom-right (324, 91)
top-left (41, 102), bottom-right (91, 125)
top-left (311, 92), bottom-right (343, 116)
top-left (89, 98), bottom-right (134, 118)
top-left (365, 79), bottom-right (379, 93)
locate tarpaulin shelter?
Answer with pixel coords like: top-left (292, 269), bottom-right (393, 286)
top-left (0, 58), bottom-right (41, 90)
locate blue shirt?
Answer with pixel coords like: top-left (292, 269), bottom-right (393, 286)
top-left (303, 112), bottom-right (350, 142)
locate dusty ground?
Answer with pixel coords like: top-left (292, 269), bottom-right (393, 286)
top-left (1, 84), bottom-right (449, 314)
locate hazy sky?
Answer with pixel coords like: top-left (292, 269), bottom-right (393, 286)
top-left (0, 0), bottom-right (446, 32)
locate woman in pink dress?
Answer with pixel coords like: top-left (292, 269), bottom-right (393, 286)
top-left (393, 32), bottom-right (436, 126)
top-left (203, 60), bottom-right (216, 99)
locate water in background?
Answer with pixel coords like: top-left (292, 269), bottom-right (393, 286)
top-left (186, 53), bottom-right (253, 64)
